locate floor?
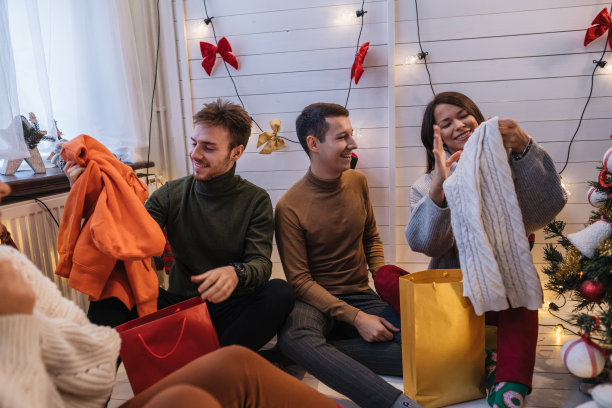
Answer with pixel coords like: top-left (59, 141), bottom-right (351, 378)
top-left (107, 309), bottom-right (591, 408)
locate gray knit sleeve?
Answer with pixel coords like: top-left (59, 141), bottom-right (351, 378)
top-left (511, 141), bottom-right (568, 233)
top-left (405, 173), bottom-right (455, 257)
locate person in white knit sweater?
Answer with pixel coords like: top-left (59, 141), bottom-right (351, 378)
top-left (401, 92), bottom-right (567, 408)
top-left (0, 180), bottom-right (338, 408)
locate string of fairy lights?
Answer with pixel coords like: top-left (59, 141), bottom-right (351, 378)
top-left (198, 0), bottom-right (369, 145)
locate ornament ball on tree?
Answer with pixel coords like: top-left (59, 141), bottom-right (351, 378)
top-left (580, 280), bottom-right (606, 302)
top-left (561, 337), bottom-right (606, 378)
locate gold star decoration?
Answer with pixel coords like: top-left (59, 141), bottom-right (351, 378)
top-left (257, 120), bottom-right (285, 154)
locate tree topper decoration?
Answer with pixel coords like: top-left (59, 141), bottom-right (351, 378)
top-left (257, 120), bottom-right (285, 154)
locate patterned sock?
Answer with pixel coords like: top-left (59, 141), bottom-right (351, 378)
top-left (487, 381), bottom-right (528, 408)
top-left (485, 348), bottom-right (497, 392)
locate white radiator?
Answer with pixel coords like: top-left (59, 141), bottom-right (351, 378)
top-left (2, 173), bottom-right (160, 312)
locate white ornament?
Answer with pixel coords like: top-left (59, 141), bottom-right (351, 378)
top-left (592, 384), bottom-right (612, 408)
top-left (588, 187), bottom-right (610, 208)
top-left (603, 147), bottom-right (612, 172)
top-left (567, 220), bottom-right (612, 258)
top-left (561, 338), bottom-right (606, 378)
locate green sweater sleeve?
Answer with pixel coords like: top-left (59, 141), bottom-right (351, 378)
top-left (240, 193), bottom-right (274, 291)
top-left (144, 183), bottom-right (169, 229)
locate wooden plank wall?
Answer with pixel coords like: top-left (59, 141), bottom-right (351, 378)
top-left (174, 0), bottom-right (612, 284)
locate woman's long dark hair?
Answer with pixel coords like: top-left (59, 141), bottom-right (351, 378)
top-left (420, 92), bottom-right (485, 173)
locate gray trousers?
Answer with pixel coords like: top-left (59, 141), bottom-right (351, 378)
top-left (278, 289), bottom-right (403, 408)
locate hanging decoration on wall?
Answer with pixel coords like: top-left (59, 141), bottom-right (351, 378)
top-left (584, 8), bottom-right (612, 49)
top-left (350, 42), bottom-right (369, 85)
top-left (200, 37), bottom-right (238, 76)
top-left (257, 120), bottom-right (286, 154)
top-left (558, 7), bottom-right (611, 175)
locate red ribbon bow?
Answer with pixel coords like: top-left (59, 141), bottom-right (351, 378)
top-left (350, 42), bottom-right (370, 84)
top-left (200, 37), bottom-right (239, 76)
top-left (584, 8), bottom-right (612, 49)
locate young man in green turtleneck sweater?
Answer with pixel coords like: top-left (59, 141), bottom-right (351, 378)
top-left (79, 99), bottom-right (294, 352)
top-left (274, 103), bottom-right (420, 408)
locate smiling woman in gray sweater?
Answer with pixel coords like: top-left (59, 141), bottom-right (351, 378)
top-left (404, 92), bottom-right (566, 408)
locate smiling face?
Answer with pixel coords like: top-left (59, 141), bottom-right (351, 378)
top-left (189, 124), bottom-right (243, 182)
top-left (308, 116), bottom-right (358, 179)
top-left (433, 103), bottom-right (479, 155)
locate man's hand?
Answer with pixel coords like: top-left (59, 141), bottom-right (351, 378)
top-left (191, 266), bottom-right (239, 303)
top-left (64, 160), bottom-right (85, 186)
top-left (0, 262), bottom-right (35, 315)
top-left (353, 311), bottom-right (399, 342)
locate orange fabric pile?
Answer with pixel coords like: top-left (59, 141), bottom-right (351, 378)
top-left (56, 135), bottom-right (165, 316)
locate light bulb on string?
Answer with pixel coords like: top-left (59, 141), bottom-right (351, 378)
top-left (193, 19), bottom-right (209, 37)
top-left (403, 52), bottom-right (428, 66)
top-left (560, 178), bottom-right (572, 197)
top-left (554, 324), bottom-right (565, 337)
top-left (540, 300), bottom-right (551, 312)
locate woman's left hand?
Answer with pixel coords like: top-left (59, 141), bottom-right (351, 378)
top-left (498, 118), bottom-right (530, 154)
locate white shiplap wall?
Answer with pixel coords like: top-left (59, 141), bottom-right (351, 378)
top-left (172, 0), bottom-right (612, 282)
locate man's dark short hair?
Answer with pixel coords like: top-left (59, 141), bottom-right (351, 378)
top-left (193, 99), bottom-right (252, 149)
top-left (295, 103), bottom-right (349, 156)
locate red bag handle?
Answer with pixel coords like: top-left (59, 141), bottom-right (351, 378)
top-left (138, 317), bottom-right (187, 359)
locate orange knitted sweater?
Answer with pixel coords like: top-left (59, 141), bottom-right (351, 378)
top-left (56, 135), bottom-right (165, 316)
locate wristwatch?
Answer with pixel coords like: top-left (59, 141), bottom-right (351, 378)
top-left (229, 262), bottom-right (248, 286)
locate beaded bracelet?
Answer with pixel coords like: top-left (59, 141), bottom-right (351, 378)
top-left (511, 137), bottom-right (533, 161)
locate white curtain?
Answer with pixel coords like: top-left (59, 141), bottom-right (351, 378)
top-left (3, 0), bottom-right (155, 161)
top-left (0, 0), bottom-right (29, 160)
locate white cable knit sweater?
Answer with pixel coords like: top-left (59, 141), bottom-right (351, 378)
top-left (0, 246), bottom-right (121, 408)
top-left (443, 117), bottom-right (543, 316)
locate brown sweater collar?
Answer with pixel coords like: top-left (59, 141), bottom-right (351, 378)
top-left (305, 167), bottom-right (342, 190)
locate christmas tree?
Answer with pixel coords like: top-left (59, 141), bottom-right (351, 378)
top-left (542, 149), bottom-right (612, 388)
top-left (543, 159), bottom-right (612, 347)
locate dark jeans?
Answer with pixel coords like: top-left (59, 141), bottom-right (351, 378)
top-left (88, 279), bottom-right (295, 351)
top-left (278, 289), bottom-right (403, 408)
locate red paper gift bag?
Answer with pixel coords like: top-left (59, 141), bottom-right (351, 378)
top-left (116, 297), bottom-right (220, 394)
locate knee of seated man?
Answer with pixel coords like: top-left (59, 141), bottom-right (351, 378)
top-left (266, 279), bottom-right (295, 310)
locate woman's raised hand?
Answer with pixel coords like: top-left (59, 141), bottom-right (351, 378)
top-left (498, 118), bottom-right (530, 153)
top-left (429, 125), bottom-right (462, 207)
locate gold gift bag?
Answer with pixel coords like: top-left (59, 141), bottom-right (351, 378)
top-left (400, 269), bottom-right (485, 407)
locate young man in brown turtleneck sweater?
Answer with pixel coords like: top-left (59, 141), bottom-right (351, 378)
top-left (275, 103), bottom-right (420, 408)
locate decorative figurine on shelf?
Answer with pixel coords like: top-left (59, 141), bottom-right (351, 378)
top-left (0, 113), bottom-right (54, 176)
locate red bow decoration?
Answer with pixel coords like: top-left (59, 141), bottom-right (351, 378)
top-left (350, 42), bottom-right (370, 84)
top-left (200, 37), bottom-right (239, 76)
top-left (584, 8), bottom-right (612, 49)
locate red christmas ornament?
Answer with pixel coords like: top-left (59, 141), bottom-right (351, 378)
top-left (580, 280), bottom-right (606, 302)
top-left (584, 8), bottom-right (612, 50)
top-left (350, 42), bottom-right (369, 84)
top-left (200, 37), bottom-right (238, 76)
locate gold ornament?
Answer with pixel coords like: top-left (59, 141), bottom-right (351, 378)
top-left (257, 120), bottom-right (285, 154)
top-left (597, 238), bottom-right (612, 257)
top-left (555, 246), bottom-right (582, 281)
